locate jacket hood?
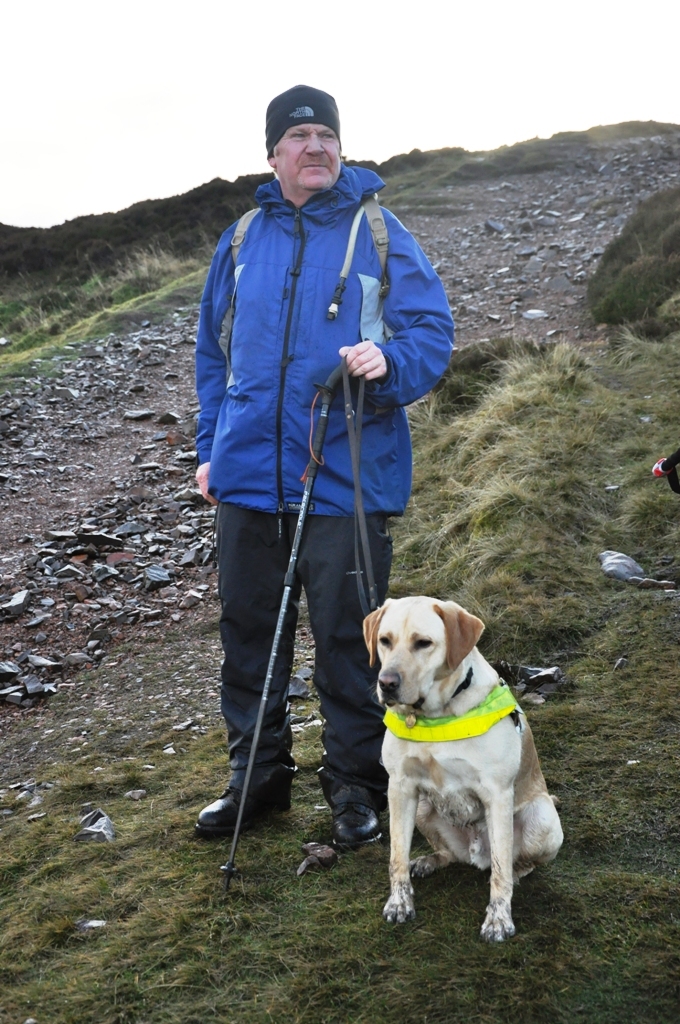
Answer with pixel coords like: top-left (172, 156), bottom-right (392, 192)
top-left (255, 164), bottom-right (385, 215)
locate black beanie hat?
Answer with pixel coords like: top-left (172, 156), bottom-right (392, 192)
top-left (266, 85), bottom-right (341, 157)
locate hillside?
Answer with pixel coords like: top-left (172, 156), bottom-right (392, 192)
top-left (1, 120), bottom-right (677, 281)
top-left (1, 119), bottom-right (679, 365)
top-left (2, 118), bottom-right (680, 1023)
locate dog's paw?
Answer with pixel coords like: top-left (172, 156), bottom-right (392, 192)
top-left (383, 882), bottom-right (416, 924)
top-left (480, 900), bottom-right (516, 943)
top-left (410, 855), bottom-right (439, 878)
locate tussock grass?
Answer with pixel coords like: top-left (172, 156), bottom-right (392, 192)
top-left (0, 243), bottom-right (209, 364)
top-left (3, 334), bottom-right (680, 1022)
top-left (588, 184), bottom-right (680, 330)
top-left (392, 343), bottom-right (618, 657)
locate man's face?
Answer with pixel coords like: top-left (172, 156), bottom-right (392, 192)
top-left (268, 124), bottom-right (341, 207)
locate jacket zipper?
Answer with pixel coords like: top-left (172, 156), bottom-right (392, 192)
top-left (276, 206), bottom-right (306, 537)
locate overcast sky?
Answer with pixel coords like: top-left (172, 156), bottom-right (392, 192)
top-left (2, 0), bottom-right (678, 228)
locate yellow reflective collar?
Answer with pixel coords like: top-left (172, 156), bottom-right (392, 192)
top-left (384, 684), bottom-right (521, 742)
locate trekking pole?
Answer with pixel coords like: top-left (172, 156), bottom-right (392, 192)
top-left (221, 361), bottom-right (345, 890)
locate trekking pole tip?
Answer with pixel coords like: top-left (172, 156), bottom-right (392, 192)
top-left (220, 861), bottom-right (238, 890)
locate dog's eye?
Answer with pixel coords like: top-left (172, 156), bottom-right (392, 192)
top-left (379, 636), bottom-right (392, 648)
top-left (414, 639), bottom-right (433, 650)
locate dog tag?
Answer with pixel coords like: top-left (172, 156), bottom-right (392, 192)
top-left (405, 714), bottom-right (417, 729)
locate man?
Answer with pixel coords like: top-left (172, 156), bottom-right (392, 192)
top-left (194, 84), bottom-right (453, 848)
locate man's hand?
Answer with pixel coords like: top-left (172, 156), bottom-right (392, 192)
top-left (339, 340), bottom-right (387, 381)
top-left (196, 462), bottom-right (217, 505)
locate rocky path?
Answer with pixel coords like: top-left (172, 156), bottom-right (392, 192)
top-left (401, 131), bottom-right (679, 345)
top-left (1, 129), bottom-right (679, 792)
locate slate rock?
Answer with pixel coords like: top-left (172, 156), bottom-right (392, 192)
top-left (25, 614), bottom-right (52, 628)
top-left (599, 550), bottom-right (645, 581)
top-left (74, 808), bottom-right (116, 843)
top-left (173, 487), bottom-right (203, 504)
top-left (128, 485), bottom-right (156, 503)
top-left (522, 309), bottom-right (549, 320)
top-left (78, 532), bottom-right (124, 549)
top-left (113, 521), bottom-right (146, 537)
top-left (166, 428), bottom-right (189, 446)
top-left (493, 662), bottom-right (565, 692)
top-left (24, 675), bottom-right (45, 695)
top-left (289, 673), bottom-right (311, 699)
top-left (124, 789), bottom-right (147, 800)
top-left (179, 546), bottom-right (202, 566)
top-left (523, 257), bottom-right (544, 276)
top-left (76, 919), bottom-right (107, 931)
top-left (0, 661), bottom-right (21, 683)
top-left (64, 652), bottom-right (91, 667)
top-left (546, 274), bottom-right (574, 293)
top-left (123, 409), bottom-right (155, 421)
top-left (484, 218), bottom-right (505, 234)
top-left (106, 551), bottom-right (136, 566)
top-left (145, 565), bottom-right (173, 591)
top-left (157, 411), bottom-right (181, 424)
top-left (56, 564), bottom-right (86, 579)
top-left (523, 692), bottom-right (545, 706)
top-left (629, 577), bottom-right (675, 590)
top-left (2, 590), bottom-right (31, 617)
top-left (27, 654), bottom-right (60, 669)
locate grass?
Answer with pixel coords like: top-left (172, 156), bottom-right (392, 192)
top-left (0, 243), bottom-right (209, 370)
top-left (3, 334), bottom-right (680, 1022)
top-left (588, 184), bottom-right (680, 329)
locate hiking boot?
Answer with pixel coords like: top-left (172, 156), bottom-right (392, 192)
top-left (194, 763), bottom-right (295, 839)
top-left (318, 765), bottom-right (385, 849)
top-left (331, 802), bottom-right (382, 850)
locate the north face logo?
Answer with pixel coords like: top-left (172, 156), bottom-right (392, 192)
top-left (290, 106), bottom-right (314, 119)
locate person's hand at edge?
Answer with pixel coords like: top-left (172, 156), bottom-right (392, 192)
top-left (196, 462), bottom-right (218, 505)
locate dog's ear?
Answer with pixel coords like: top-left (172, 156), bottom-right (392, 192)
top-left (363, 602), bottom-right (389, 667)
top-left (434, 601), bottom-right (485, 670)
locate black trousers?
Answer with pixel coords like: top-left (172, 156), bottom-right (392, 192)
top-left (215, 503), bottom-right (392, 809)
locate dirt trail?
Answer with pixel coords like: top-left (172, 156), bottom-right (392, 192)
top-left (401, 131), bottom-right (679, 345)
top-left (1, 131), bottom-right (678, 788)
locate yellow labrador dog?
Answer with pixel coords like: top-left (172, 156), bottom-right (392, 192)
top-left (364, 597), bottom-right (563, 942)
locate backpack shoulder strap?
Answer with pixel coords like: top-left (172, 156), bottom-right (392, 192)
top-left (362, 194), bottom-right (390, 298)
top-left (230, 207), bottom-right (261, 266)
top-left (326, 195), bottom-right (391, 319)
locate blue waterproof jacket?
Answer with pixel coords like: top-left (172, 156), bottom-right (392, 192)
top-left (195, 165), bottom-right (454, 516)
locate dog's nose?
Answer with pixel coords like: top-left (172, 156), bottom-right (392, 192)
top-left (378, 671), bottom-right (401, 694)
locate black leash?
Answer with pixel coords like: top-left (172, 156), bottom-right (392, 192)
top-left (341, 359), bottom-right (378, 616)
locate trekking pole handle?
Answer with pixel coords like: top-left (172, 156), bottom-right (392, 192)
top-left (305, 361), bottom-right (345, 474)
top-left (315, 360), bottom-right (345, 401)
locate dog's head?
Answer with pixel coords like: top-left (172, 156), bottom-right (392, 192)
top-left (364, 597), bottom-right (485, 708)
